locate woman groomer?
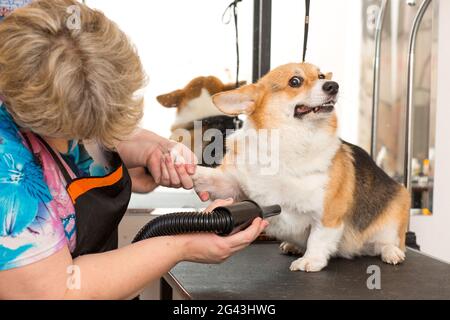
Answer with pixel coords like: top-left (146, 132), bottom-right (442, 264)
top-left (0, 0), bottom-right (268, 299)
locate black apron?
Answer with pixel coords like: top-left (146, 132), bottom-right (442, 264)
top-left (30, 135), bottom-right (132, 258)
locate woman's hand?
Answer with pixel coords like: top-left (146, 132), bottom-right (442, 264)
top-left (117, 129), bottom-right (197, 190)
top-left (175, 199), bottom-right (269, 264)
top-left (152, 140), bottom-right (197, 190)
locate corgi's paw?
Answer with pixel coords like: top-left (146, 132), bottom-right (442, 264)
top-left (192, 167), bottom-right (219, 194)
top-left (290, 256), bottom-right (328, 272)
top-left (381, 245), bottom-right (405, 265)
top-left (280, 242), bottom-right (304, 256)
top-left (192, 167), bottom-right (239, 201)
top-left (192, 172), bottom-right (215, 193)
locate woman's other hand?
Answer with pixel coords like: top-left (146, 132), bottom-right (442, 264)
top-left (175, 199), bottom-right (269, 264)
top-left (128, 167), bottom-right (158, 193)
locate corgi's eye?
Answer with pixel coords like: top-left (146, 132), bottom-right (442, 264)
top-left (319, 74), bottom-right (326, 80)
top-left (288, 76), bottom-right (304, 88)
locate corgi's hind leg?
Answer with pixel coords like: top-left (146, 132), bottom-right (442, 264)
top-left (370, 223), bottom-right (406, 265)
top-left (371, 189), bottom-right (409, 265)
top-left (380, 244), bottom-right (405, 265)
top-left (378, 228), bottom-right (406, 265)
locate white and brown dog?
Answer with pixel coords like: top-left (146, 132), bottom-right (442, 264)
top-left (157, 76), bottom-right (245, 167)
top-left (193, 63), bottom-right (410, 272)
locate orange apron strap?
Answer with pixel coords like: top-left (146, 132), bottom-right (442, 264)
top-left (67, 166), bottom-right (124, 204)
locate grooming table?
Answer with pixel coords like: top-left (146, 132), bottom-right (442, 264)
top-left (161, 242), bottom-right (450, 300)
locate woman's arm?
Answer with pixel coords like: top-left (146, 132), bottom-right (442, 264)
top-left (0, 236), bottom-right (183, 300)
top-left (0, 200), bottom-right (268, 300)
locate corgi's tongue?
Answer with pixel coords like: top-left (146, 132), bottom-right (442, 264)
top-left (294, 102), bottom-right (335, 118)
top-left (294, 105), bottom-right (315, 118)
top-left (297, 105), bottom-right (311, 113)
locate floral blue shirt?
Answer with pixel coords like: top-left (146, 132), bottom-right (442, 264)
top-left (0, 104), bottom-right (113, 271)
top-left (0, 0), bottom-right (32, 21)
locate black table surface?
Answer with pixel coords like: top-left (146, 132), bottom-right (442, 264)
top-left (165, 242), bottom-right (450, 300)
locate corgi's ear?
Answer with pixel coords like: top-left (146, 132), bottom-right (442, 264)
top-left (157, 89), bottom-right (185, 108)
top-left (221, 80), bottom-right (247, 92)
top-left (212, 84), bottom-right (261, 115)
top-left (325, 72), bottom-right (333, 80)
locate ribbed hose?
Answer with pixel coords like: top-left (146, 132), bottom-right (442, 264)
top-left (132, 209), bottom-right (234, 243)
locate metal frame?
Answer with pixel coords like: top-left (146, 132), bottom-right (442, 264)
top-left (370, 0), bottom-right (388, 159)
top-left (252, 0), bottom-right (272, 82)
top-left (404, 0), bottom-right (432, 193)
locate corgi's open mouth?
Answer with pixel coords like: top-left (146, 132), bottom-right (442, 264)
top-left (294, 100), bottom-right (336, 119)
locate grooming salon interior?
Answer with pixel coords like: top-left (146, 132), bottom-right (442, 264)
top-left (1, 0), bottom-right (450, 301)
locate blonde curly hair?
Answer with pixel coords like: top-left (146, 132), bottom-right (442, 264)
top-left (0, 0), bottom-right (146, 148)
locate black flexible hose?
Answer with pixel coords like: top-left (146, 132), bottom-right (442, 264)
top-left (132, 209), bottom-right (234, 243)
top-left (132, 200), bottom-right (281, 243)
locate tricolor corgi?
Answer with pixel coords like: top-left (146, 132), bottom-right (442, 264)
top-left (193, 63), bottom-right (410, 272)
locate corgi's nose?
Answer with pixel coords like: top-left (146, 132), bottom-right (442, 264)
top-left (322, 81), bottom-right (339, 95)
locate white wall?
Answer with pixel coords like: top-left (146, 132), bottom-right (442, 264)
top-left (271, 0), bottom-right (362, 144)
top-left (410, 0), bottom-right (450, 263)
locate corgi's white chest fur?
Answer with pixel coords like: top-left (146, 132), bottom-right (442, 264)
top-left (228, 121), bottom-right (341, 243)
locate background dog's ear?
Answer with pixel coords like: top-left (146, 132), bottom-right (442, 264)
top-left (157, 89), bottom-right (185, 108)
top-left (325, 72), bottom-right (333, 80)
top-left (212, 84), bottom-right (260, 115)
top-left (222, 80), bottom-right (248, 92)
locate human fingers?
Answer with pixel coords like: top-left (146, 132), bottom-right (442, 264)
top-left (225, 218), bottom-right (269, 249)
top-left (204, 198), bottom-right (234, 212)
top-left (170, 143), bottom-right (197, 175)
top-left (160, 157), bottom-right (171, 186)
top-left (174, 162), bottom-right (194, 190)
top-left (197, 191), bottom-right (210, 202)
top-left (165, 155), bottom-right (181, 188)
top-left (147, 151), bottom-right (162, 184)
